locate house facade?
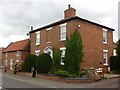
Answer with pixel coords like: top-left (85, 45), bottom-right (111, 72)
top-left (2, 39), bottom-right (30, 71)
top-left (0, 47), bottom-right (5, 67)
top-left (29, 5), bottom-right (114, 73)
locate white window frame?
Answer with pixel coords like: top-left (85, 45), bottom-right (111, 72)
top-left (35, 50), bottom-right (40, 56)
top-left (103, 49), bottom-right (108, 65)
top-left (16, 51), bottom-right (20, 56)
top-left (102, 28), bottom-right (107, 44)
top-left (113, 49), bottom-right (117, 56)
top-left (36, 31), bottom-right (40, 45)
top-left (60, 23), bottom-right (67, 41)
top-left (60, 47), bottom-right (66, 65)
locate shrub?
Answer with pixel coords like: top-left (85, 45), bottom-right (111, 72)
top-left (54, 70), bottom-right (69, 77)
top-left (116, 39), bottom-right (120, 70)
top-left (65, 31), bottom-right (83, 74)
top-left (23, 54), bottom-right (37, 72)
top-left (35, 53), bottom-right (53, 74)
top-left (110, 56), bottom-right (119, 71)
top-left (54, 70), bottom-right (78, 78)
top-left (77, 71), bottom-right (87, 77)
top-left (53, 48), bottom-right (61, 69)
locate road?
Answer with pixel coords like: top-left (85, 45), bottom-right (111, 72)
top-left (1, 70), bottom-right (119, 89)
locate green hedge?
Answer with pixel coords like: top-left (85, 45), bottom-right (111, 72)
top-left (110, 56), bottom-right (119, 71)
top-left (23, 54), bottom-right (37, 72)
top-left (35, 53), bottom-right (53, 74)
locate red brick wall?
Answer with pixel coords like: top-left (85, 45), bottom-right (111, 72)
top-left (76, 20), bottom-right (114, 72)
top-left (2, 50), bottom-right (29, 70)
top-left (30, 19), bottom-right (114, 73)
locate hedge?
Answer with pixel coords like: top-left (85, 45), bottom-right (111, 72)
top-left (110, 56), bottom-right (119, 71)
top-left (35, 53), bottom-right (53, 74)
top-left (22, 54), bottom-right (37, 72)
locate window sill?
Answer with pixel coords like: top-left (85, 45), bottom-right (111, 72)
top-left (60, 39), bottom-right (66, 41)
top-left (46, 42), bottom-right (51, 44)
top-left (103, 42), bottom-right (108, 44)
top-left (35, 43), bottom-right (40, 46)
top-left (104, 64), bottom-right (108, 66)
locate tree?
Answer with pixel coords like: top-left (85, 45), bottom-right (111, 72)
top-left (116, 39), bottom-right (120, 70)
top-left (53, 48), bottom-right (61, 69)
top-left (23, 54), bottom-right (37, 72)
top-left (64, 30), bottom-right (83, 74)
top-left (116, 39), bottom-right (120, 58)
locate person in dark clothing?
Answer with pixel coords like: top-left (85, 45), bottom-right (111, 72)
top-left (4, 67), bottom-right (6, 72)
top-left (14, 64), bottom-right (17, 74)
top-left (31, 67), bottom-right (36, 77)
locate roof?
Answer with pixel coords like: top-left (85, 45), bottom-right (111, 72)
top-left (29, 16), bottom-right (114, 33)
top-left (3, 39), bottom-right (30, 52)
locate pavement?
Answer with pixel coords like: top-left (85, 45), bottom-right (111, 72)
top-left (2, 71), bottom-right (119, 89)
top-left (104, 73), bottom-right (120, 79)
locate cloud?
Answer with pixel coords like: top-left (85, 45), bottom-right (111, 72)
top-left (0, 0), bottom-right (119, 47)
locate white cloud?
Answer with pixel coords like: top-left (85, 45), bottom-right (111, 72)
top-left (0, 0), bottom-right (119, 47)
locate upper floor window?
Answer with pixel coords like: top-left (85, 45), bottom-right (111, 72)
top-left (16, 51), bottom-right (20, 56)
top-left (36, 31), bottom-right (40, 45)
top-left (103, 28), bottom-right (107, 44)
top-left (60, 23), bottom-right (67, 41)
top-left (103, 50), bottom-right (108, 65)
top-left (60, 47), bottom-right (66, 65)
top-left (35, 50), bottom-right (40, 56)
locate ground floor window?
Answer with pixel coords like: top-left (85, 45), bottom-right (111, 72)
top-left (103, 50), bottom-right (108, 65)
top-left (60, 47), bottom-right (66, 65)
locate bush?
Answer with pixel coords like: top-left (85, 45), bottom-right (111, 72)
top-left (23, 54), bottom-right (37, 72)
top-left (35, 53), bottom-right (53, 74)
top-left (54, 70), bottom-right (78, 78)
top-left (77, 71), bottom-right (87, 77)
top-left (54, 70), bottom-right (70, 77)
top-left (110, 56), bottom-right (119, 71)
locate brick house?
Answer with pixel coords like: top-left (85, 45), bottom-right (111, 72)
top-left (29, 5), bottom-right (114, 73)
top-left (0, 47), bottom-right (5, 67)
top-left (2, 39), bottom-right (30, 71)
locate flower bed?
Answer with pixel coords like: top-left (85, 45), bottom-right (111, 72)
top-left (16, 72), bottom-right (93, 83)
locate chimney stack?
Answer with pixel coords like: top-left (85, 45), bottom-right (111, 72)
top-left (30, 26), bottom-right (33, 31)
top-left (64, 4), bottom-right (76, 18)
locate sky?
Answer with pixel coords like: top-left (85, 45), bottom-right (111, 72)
top-left (0, 0), bottom-right (119, 47)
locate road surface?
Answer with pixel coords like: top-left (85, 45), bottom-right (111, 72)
top-left (1, 70), bottom-right (119, 89)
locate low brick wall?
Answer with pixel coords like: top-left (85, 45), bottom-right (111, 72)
top-left (37, 74), bottom-right (60, 81)
top-left (17, 72), bottom-right (31, 77)
top-left (15, 72), bottom-right (93, 83)
top-left (59, 79), bottom-right (92, 83)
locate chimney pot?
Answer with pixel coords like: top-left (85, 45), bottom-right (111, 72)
top-left (68, 4), bottom-right (71, 9)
